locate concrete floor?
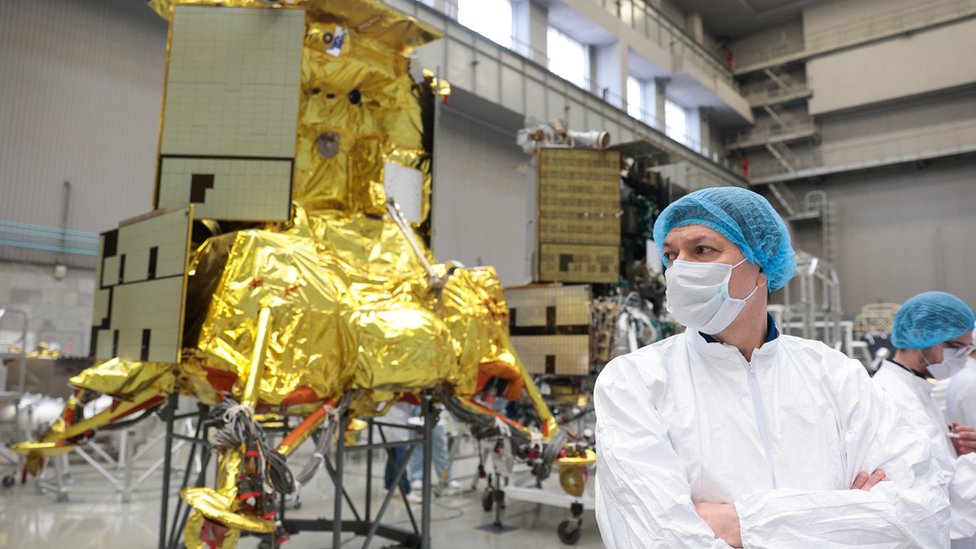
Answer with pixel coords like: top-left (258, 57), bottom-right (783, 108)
top-left (0, 435), bottom-right (604, 549)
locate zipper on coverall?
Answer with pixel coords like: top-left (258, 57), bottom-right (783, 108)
top-left (744, 359), bottom-right (778, 488)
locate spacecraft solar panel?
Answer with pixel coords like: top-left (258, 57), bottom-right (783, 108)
top-left (506, 285), bottom-right (591, 376)
top-left (91, 208), bottom-right (193, 363)
top-left (155, 5), bottom-right (304, 222)
top-left (536, 148), bottom-right (621, 283)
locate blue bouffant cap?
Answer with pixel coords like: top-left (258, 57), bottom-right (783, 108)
top-left (652, 187), bottom-right (796, 291)
top-left (891, 291), bottom-right (975, 349)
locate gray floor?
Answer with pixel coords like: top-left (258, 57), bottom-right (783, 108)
top-left (0, 434), bottom-right (604, 549)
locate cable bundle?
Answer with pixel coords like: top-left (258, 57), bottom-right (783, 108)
top-left (293, 393), bottom-right (354, 487)
top-left (210, 399), bottom-right (295, 501)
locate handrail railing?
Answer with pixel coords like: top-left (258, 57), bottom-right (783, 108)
top-left (735, 0), bottom-right (976, 70)
top-left (592, 0), bottom-right (738, 90)
top-left (726, 118), bottom-right (817, 148)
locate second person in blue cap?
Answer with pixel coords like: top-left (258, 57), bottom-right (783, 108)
top-left (594, 186), bottom-right (949, 548)
top-left (874, 291), bottom-right (976, 548)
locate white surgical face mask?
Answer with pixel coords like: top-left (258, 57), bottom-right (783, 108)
top-left (665, 258), bottom-right (765, 335)
top-left (926, 345), bottom-right (975, 380)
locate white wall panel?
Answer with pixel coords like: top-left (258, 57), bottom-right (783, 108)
top-left (444, 37), bottom-right (473, 89)
top-left (818, 88), bottom-right (976, 167)
top-left (431, 104), bottom-right (532, 286)
top-left (474, 53), bottom-right (502, 104)
top-left (803, 0), bottom-right (976, 56)
top-left (808, 18), bottom-right (976, 115)
top-left (0, 0), bottom-right (166, 243)
top-left (500, 65), bottom-right (525, 113)
top-left (525, 79), bottom-right (547, 119)
top-left (788, 158), bottom-right (976, 313)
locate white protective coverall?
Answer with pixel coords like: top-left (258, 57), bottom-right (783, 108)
top-left (595, 331), bottom-right (949, 548)
top-left (947, 358), bottom-right (976, 426)
top-left (873, 359), bottom-right (976, 548)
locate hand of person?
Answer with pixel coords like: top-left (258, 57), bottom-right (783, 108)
top-left (695, 502), bottom-right (742, 548)
top-left (951, 422), bottom-right (976, 455)
top-left (850, 469), bottom-right (887, 490)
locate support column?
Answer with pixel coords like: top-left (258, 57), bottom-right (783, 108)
top-left (698, 107), bottom-right (712, 157)
top-left (654, 77), bottom-right (669, 132)
top-left (640, 78), bottom-right (656, 125)
top-left (513, 0), bottom-right (548, 65)
top-left (685, 13), bottom-right (704, 45)
top-left (435, 0), bottom-right (457, 18)
top-left (685, 107), bottom-right (702, 153)
top-left (593, 42), bottom-right (627, 109)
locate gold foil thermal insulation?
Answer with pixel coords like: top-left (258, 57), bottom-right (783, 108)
top-left (187, 208), bottom-right (525, 408)
top-left (149, 0), bottom-right (439, 223)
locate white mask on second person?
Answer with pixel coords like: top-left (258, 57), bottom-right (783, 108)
top-left (925, 346), bottom-right (972, 380)
top-left (665, 258), bottom-right (765, 335)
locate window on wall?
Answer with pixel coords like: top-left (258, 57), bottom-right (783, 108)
top-left (627, 76), bottom-right (643, 121)
top-left (457, 0), bottom-right (513, 48)
top-left (665, 98), bottom-right (690, 147)
top-left (547, 27), bottom-right (588, 89)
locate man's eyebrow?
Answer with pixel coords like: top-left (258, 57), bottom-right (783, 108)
top-left (665, 234), bottom-right (721, 248)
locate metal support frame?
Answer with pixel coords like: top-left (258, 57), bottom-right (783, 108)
top-left (294, 393), bottom-right (436, 549)
top-left (156, 392), bottom-right (437, 549)
top-left (45, 415), bottom-right (198, 503)
top-left (158, 395), bottom-right (213, 549)
top-left (779, 250), bottom-right (844, 350)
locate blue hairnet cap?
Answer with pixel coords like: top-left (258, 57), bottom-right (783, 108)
top-left (652, 186), bottom-right (796, 291)
top-left (891, 291), bottom-right (975, 349)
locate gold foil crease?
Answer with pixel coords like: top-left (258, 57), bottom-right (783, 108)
top-left (191, 211), bottom-right (487, 405)
top-left (69, 358), bottom-right (175, 401)
top-left (184, 511), bottom-right (242, 549)
top-left (182, 451), bottom-right (274, 534)
top-left (296, 20), bottom-right (433, 221)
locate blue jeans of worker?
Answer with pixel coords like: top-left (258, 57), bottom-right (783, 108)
top-left (409, 419), bottom-right (451, 484)
top-left (385, 446), bottom-right (411, 494)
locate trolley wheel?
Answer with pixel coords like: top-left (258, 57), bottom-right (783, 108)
top-left (481, 490), bottom-right (494, 512)
top-left (2, 475), bottom-right (14, 488)
top-left (557, 519), bottom-right (582, 545)
top-left (257, 541), bottom-right (272, 549)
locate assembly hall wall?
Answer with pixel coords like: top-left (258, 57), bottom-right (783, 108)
top-left (783, 156), bottom-right (976, 315)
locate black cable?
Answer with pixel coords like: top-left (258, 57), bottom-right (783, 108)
top-left (98, 405), bottom-right (162, 431)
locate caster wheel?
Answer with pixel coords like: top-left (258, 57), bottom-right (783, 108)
top-left (481, 490), bottom-right (494, 512)
top-left (293, 500), bottom-right (302, 510)
top-left (2, 475), bottom-right (15, 488)
top-left (557, 520), bottom-right (581, 545)
top-left (257, 541), bottom-right (272, 549)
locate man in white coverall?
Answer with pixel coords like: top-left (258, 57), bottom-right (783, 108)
top-left (874, 293), bottom-right (976, 548)
top-left (595, 186), bottom-right (949, 548)
top-left (947, 339), bottom-right (976, 425)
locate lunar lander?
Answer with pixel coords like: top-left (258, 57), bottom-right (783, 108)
top-left (11, 1), bottom-right (575, 546)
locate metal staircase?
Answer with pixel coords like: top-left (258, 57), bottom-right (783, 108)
top-left (726, 61), bottom-right (818, 179)
top-left (765, 185), bottom-right (838, 266)
top-left (765, 142), bottom-right (799, 173)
